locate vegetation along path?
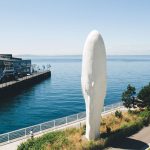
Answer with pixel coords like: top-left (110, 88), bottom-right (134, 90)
top-left (16, 108), bottom-right (150, 150)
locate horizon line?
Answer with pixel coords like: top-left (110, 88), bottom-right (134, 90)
top-left (13, 54), bottom-right (150, 57)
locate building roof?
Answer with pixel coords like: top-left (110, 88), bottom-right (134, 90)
top-left (0, 58), bottom-right (12, 61)
top-left (0, 54), bottom-right (31, 62)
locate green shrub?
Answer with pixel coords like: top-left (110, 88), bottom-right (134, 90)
top-left (139, 109), bottom-right (150, 118)
top-left (124, 117), bottom-right (130, 122)
top-left (17, 131), bottom-right (69, 150)
top-left (128, 109), bottom-right (133, 114)
top-left (106, 126), bottom-right (111, 134)
top-left (128, 109), bottom-right (139, 115)
top-left (115, 110), bottom-right (122, 118)
top-left (138, 83), bottom-right (150, 107)
top-left (139, 109), bottom-right (150, 126)
top-left (82, 125), bottom-right (86, 135)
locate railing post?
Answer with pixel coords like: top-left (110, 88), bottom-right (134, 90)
top-left (25, 128), bottom-right (27, 137)
top-left (77, 114), bottom-right (79, 120)
top-left (40, 124), bottom-right (42, 133)
top-left (8, 133), bottom-right (9, 143)
top-left (66, 117), bottom-right (67, 125)
top-left (54, 120), bottom-right (55, 130)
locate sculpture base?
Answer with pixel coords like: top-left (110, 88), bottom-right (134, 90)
top-left (81, 135), bottom-right (88, 141)
top-left (82, 133), bottom-right (100, 141)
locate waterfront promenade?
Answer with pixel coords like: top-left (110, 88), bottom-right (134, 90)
top-left (0, 102), bottom-right (123, 150)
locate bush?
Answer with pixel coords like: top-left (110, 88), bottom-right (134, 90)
top-left (82, 125), bottom-right (86, 135)
top-left (17, 131), bottom-right (69, 150)
top-left (128, 109), bottom-right (140, 115)
top-left (106, 126), bottom-right (111, 134)
top-left (124, 117), bottom-right (130, 122)
top-left (139, 109), bottom-right (150, 118)
top-left (138, 83), bottom-right (150, 107)
top-left (139, 109), bottom-right (150, 126)
top-left (115, 110), bottom-right (123, 118)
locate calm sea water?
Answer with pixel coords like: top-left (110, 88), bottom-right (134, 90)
top-left (0, 55), bottom-right (150, 134)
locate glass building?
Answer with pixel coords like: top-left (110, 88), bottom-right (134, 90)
top-left (0, 54), bottom-right (31, 82)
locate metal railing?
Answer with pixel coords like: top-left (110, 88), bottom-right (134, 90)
top-left (0, 102), bottom-right (123, 146)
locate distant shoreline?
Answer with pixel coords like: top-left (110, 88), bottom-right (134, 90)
top-left (14, 54), bottom-right (150, 57)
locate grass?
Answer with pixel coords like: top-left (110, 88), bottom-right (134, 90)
top-left (18, 128), bottom-right (86, 150)
top-left (100, 111), bottom-right (138, 133)
top-left (18, 109), bottom-right (150, 150)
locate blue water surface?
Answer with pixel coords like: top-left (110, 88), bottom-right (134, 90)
top-left (0, 55), bottom-right (150, 134)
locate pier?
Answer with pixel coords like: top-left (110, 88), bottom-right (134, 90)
top-left (0, 71), bottom-right (51, 98)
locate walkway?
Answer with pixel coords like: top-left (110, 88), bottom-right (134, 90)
top-left (108, 125), bottom-right (150, 150)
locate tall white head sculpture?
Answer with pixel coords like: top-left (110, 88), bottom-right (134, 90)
top-left (81, 30), bottom-right (107, 140)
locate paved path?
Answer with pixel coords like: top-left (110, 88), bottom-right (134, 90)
top-left (108, 125), bottom-right (150, 150)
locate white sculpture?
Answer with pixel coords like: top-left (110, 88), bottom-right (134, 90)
top-left (81, 30), bottom-right (107, 140)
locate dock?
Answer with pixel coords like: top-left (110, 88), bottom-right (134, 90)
top-left (0, 71), bottom-right (51, 98)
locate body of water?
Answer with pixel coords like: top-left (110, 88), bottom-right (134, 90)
top-left (0, 55), bottom-right (150, 134)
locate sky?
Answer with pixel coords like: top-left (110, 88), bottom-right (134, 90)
top-left (0, 0), bottom-right (150, 55)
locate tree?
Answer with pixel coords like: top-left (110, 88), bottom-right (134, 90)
top-left (122, 84), bottom-right (136, 108)
top-left (138, 83), bottom-right (150, 108)
top-left (46, 64), bottom-right (51, 70)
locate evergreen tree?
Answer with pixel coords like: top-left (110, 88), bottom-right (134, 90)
top-left (138, 83), bottom-right (150, 108)
top-left (122, 84), bottom-right (136, 108)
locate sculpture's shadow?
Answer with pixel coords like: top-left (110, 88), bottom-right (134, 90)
top-left (109, 137), bottom-right (149, 150)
